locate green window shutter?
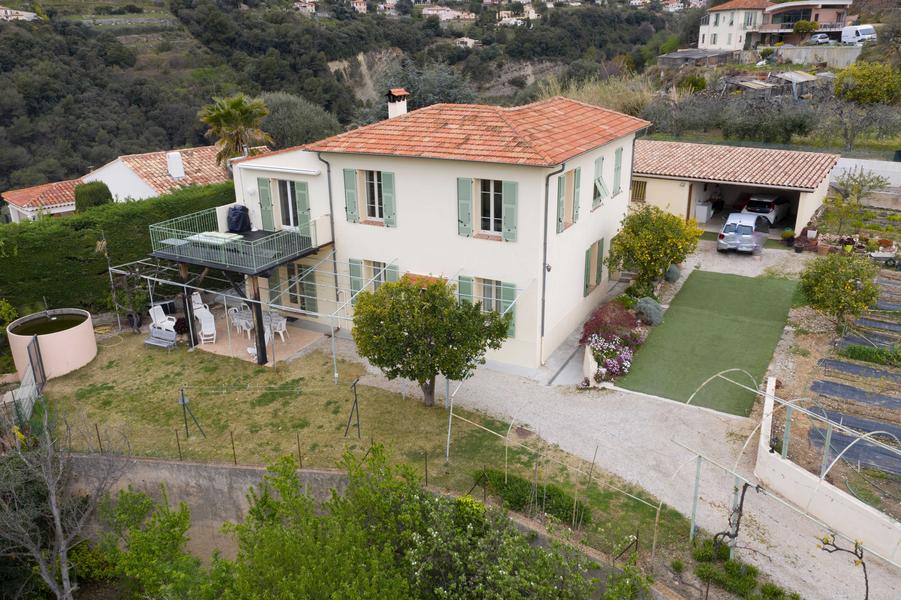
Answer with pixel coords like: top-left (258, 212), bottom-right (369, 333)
top-left (556, 175), bottom-right (565, 233)
top-left (258, 178), bottom-right (275, 230)
top-left (300, 266), bottom-right (317, 313)
top-left (572, 167), bottom-right (581, 223)
top-left (293, 181), bottom-right (311, 238)
top-left (593, 156), bottom-right (606, 208)
top-left (500, 281), bottom-right (516, 337)
top-left (457, 275), bottom-right (473, 304)
top-left (268, 268), bottom-right (281, 304)
top-left (583, 247), bottom-right (591, 297)
top-left (501, 181), bottom-right (518, 242)
top-left (386, 264), bottom-right (399, 282)
top-left (382, 172), bottom-right (396, 227)
top-left (349, 259), bottom-right (363, 305)
top-left (343, 169), bottom-right (359, 223)
top-left (613, 147), bottom-right (623, 195)
top-left (595, 238), bottom-right (604, 287)
top-left (457, 178), bottom-right (473, 237)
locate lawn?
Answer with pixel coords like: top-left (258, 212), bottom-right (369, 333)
top-left (618, 270), bottom-right (797, 416)
top-left (44, 332), bottom-right (689, 559)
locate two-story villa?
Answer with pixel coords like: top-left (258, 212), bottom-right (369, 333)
top-left (698, 0), bottom-right (852, 51)
top-left (207, 94), bottom-right (648, 370)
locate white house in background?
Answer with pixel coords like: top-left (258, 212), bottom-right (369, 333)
top-left (225, 94), bottom-right (649, 370)
top-left (421, 6), bottom-right (476, 21)
top-left (699, 0), bottom-right (853, 51)
top-left (0, 5), bottom-right (38, 21)
top-left (1, 146), bottom-right (227, 223)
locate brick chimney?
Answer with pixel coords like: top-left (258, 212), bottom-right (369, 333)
top-left (387, 88), bottom-right (410, 119)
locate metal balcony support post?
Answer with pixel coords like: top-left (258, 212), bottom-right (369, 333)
top-left (249, 276), bottom-right (267, 365)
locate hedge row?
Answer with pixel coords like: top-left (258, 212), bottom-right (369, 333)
top-left (0, 183), bottom-right (235, 312)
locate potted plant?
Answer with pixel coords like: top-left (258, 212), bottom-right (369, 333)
top-left (782, 228), bottom-right (795, 247)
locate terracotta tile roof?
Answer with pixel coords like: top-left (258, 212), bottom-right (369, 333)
top-left (708, 0), bottom-right (773, 12)
top-left (119, 146), bottom-right (229, 194)
top-left (633, 140), bottom-right (838, 191)
top-left (302, 97), bottom-right (649, 167)
top-left (1, 178), bottom-right (81, 211)
top-left (389, 87), bottom-right (410, 96)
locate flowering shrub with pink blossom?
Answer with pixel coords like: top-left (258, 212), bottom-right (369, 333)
top-left (588, 334), bottom-right (637, 382)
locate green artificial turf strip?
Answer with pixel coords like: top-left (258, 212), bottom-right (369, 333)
top-left (618, 271), bottom-right (797, 416)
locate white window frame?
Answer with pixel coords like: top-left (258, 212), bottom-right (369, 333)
top-left (366, 260), bottom-right (386, 291)
top-left (364, 170), bottom-right (384, 220)
top-left (478, 179), bottom-right (503, 234)
top-left (277, 179), bottom-right (299, 229)
top-left (287, 263), bottom-right (309, 310)
top-left (631, 180), bottom-right (647, 203)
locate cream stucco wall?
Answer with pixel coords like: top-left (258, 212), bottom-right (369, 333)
top-left (233, 134), bottom-right (637, 370)
top-left (82, 159), bottom-right (158, 201)
top-left (795, 174), bottom-right (830, 232)
top-left (636, 177), bottom-right (691, 221)
top-left (699, 10), bottom-right (759, 50)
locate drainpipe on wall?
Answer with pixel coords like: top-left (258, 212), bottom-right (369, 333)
top-left (539, 162), bottom-right (566, 365)
top-left (316, 152), bottom-right (341, 305)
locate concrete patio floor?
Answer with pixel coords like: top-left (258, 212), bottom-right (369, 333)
top-left (191, 305), bottom-right (323, 367)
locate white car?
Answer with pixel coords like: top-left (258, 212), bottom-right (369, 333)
top-left (809, 33), bottom-right (830, 45)
top-left (741, 194), bottom-right (789, 225)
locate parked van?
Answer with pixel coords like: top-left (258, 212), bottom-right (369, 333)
top-left (841, 25), bottom-right (877, 45)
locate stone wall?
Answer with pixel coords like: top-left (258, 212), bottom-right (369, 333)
top-left (71, 455), bottom-right (347, 558)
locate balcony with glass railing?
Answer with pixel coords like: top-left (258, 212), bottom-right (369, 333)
top-left (149, 205), bottom-right (324, 275)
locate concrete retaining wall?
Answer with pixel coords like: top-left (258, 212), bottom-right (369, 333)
top-left (774, 46), bottom-right (862, 68)
top-left (71, 455), bottom-right (347, 557)
top-left (754, 379), bottom-right (901, 564)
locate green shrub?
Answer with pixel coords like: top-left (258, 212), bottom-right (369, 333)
top-left (759, 581), bottom-right (790, 599)
top-left (480, 468), bottom-right (591, 525)
top-left (635, 297), bottom-right (663, 325)
top-left (759, 48), bottom-right (774, 59)
top-left (678, 74), bottom-right (706, 93)
top-left (692, 538), bottom-right (730, 563)
top-left (615, 294), bottom-right (637, 309)
top-left (74, 181), bottom-right (113, 212)
top-left (0, 183), bottom-right (235, 311)
top-left (69, 543), bottom-right (117, 583)
top-left (838, 344), bottom-right (901, 367)
top-left (671, 558), bottom-right (684, 574)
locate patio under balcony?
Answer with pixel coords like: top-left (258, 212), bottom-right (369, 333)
top-left (149, 205), bottom-right (319, 276)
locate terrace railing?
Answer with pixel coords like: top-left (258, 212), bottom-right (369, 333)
top-left (149, 207), bottom-right (315, 274)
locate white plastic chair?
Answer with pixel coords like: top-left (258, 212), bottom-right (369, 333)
top-left (149, 305), bottom-right (176, 332)
top-left (191, 292), bottom-right (209, 313)
top-left (227, 307), bottom-right (253, 339)
top-left (271, 315), bottom-right (288, 342)
top-left (246, 327), bottom-right (272, 359)
top-left (195, 309), bottom-right (216, 345)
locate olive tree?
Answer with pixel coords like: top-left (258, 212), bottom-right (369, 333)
top-left (606, 205), bottom-right (702, 292)
top-left (823, 167), bottom-right (889, 236)
top-left (258, 92), bottom-right (341, 149)
top-left (800, 254), bottom-right (879, 324)
top-left (352, 276), bottom-right (509, 406)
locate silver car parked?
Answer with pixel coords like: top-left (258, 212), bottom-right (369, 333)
top-left (717, 213), bottom-right (770, 253)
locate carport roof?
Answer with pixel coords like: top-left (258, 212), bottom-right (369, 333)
top-left (633, 140), bottom-right (838, 191)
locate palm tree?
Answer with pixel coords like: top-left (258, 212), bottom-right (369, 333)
top-left (198, 94), bottom-right (273, 165)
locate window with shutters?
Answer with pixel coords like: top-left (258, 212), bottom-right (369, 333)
top-left (592, 156), bottom-right (609, 210)
top-left (478, 278), bottom-right (504, 314)
top-left (364, 171), bottom-right (384, 219)
top-left (479, 179), bottom-right (503, 234)
top-left (556, 167), bottom-right (580, 233)
top-left (583, 239), bottom-right (605, 296)
top-left (344, 169), bottom-right (396, 227)
top-left (711, 33), bottom-right (717, 44)
top-left (466, 276), bottom-right (516, 337)
top-left (631, 180), bottom-right (647, 203)
top-left (367, 260), bottom-right (386, 291)
top-left (613, 147), bottom-right (623, 195)
top-left (458, 178), bottom-right (517, 242)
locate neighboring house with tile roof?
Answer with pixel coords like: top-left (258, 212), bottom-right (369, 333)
top-left (2, 146), bottom-right (228, 223)
top-left (631, 140), bottom-right (838, 232)
top-left (698, 0), bottom-right (852, 50)
top-left (226, 95), bottom-right (649, 369)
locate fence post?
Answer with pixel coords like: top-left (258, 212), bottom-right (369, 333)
top-left (296, 431), bottom-right (303, 469)
top-left (782, 405), bottom-right (793, 459)
top-left (175, 430), bottom-right (182, 461)
top-left (230, 430), bottom-right (237, 465)
top-left (689, 455), bottom-right (702, 543)
top-left (650, 502), bottom-right (662, 563)
top-left (729, 475), bottom-right (741, 559)
top-left (95, 423), bottom-right (103, 455)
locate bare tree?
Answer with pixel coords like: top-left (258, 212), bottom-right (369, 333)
top-left (0, 404), bottom-right (124, 599)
